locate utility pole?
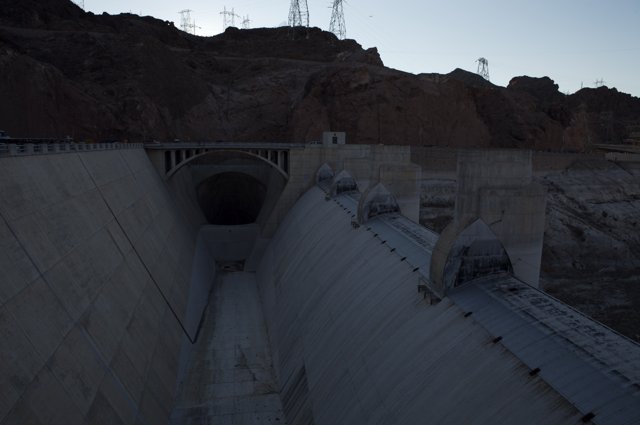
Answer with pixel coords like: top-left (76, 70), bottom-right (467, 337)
top-left (476, 57), bottom-right (490, 81)
top-left (329, 0), bottom-right (346, 40)
top-left (220, 6), bottom-right (240, 30)
top-left (288, 0), bottom-right (309, 27)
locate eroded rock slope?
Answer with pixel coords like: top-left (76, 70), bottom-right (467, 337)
top-left (1, 0), bottom-right (639, 149)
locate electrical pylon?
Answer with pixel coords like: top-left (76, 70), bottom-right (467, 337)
top-left (476, 57), bottom-right (490, 81)
top-left (288, 0), bottom-right (309, 27)
top-left (220, 6), bottom-right (240, 30)
top-left (242, 15), bottom-right (251, 29)
top-left (329, 0), bottom-right (346, 40)
top-left (178, 9), bottom-right (194, 34)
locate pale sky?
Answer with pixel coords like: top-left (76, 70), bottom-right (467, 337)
top-left (81, 0), bottom-right (640, 97)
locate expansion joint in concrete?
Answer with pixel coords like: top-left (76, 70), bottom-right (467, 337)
top-left (76, 154), bottom-right (199, 345)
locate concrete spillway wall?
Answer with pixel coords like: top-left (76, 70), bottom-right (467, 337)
top-left (0, 149), bottom-right (206, 424)
top-left (4, 144), bottom-right (637, 424)
top-left (257, 186), bottom-right (586, 425)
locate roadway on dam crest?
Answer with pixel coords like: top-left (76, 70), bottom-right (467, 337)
top-left (171, 269), bottom-right (286, 424)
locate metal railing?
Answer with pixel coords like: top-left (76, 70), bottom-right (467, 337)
top-left (144, 141), bottom-right (306, 150)
top-left (0, 142), bottom-right (144, 157)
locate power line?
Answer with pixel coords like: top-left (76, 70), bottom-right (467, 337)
top-left (329, 0), bottom-right (346, 40)
top-left (476, 57), bottom-right (490, 81)
top-left (340, 2), bottom-right (387, 49)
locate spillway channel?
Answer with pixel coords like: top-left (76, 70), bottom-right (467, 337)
top-left (171, 260), bottom-right (285, 424)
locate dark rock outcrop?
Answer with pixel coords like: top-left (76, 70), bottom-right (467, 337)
top-left (0, 0), bottom-right (639, 149)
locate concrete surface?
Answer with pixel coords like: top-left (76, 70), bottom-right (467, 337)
top-left (171, 271), bottom-right (286, 425)
top-left (263, 143), bottom-right (423, 235)
top-left (200, 224), bottom-right (260, 262)
top-left (430, 149), bottom-right (547, 291)
top-left (182, 229), bottom-right (217, 341)
top-left (256, 184), bottom-right (640, 425)
top-left (0, 149), bottom-right (208, 425)
top-left (256, 186), bottom-right (580, 424)
top-left (149, 143), bottom-right (424, 237)
top-left (4, 143), bottom-right (638, 425)
top-left (449, 275), bottom-right (640, 425)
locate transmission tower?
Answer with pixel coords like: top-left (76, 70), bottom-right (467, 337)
top-left (73, 0), bottom-right (85, 9)
top-left (476, 57), bottom-right (490, 81)
top-left (329, 0), bottom-right (346, 40)
top-left (220, 6), bottom-right (241, 30)
top-left (178, 9), bottom-right (195, 34)
top-left (242, 15), bottom-right (251, 29)
top-left (288, 0), bottom-right (310, 27)
top-left (594, 78), bottom-right (605, 88)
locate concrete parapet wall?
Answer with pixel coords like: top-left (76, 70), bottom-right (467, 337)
top-left (377, 163), bottom-right (421, 222)
top-left (605, 152), bottom-right (640, 162)
top-left (412, 146), bottom-right (604, 177)
top-left (454, 150), bottom-right (533, 222)
top-left (411, 147), bottom-right (459, 177)
top-left (0, 149), bottom-right (202, 424)
top-left (531, 151), bottom-right (604, 174)
top-left (0, 142), bottom-right (143, 157)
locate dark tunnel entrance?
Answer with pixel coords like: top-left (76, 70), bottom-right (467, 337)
top-left (197, 172), bottom-right (267, 225)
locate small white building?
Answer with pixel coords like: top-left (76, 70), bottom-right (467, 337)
top-left (322, 131), bottom-right (346, 145)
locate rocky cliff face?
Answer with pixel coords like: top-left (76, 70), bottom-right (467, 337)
top-left (540, 161), bottom-right (640, 340)
top-left (1, 0), bottom-right (639, 148)
top-left (419, 159), bottom-right (640, 342)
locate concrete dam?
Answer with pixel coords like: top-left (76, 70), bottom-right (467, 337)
top-left (1, 142), bottom-right (639, 425)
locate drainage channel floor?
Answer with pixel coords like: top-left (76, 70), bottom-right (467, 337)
top-left (171, 271), bottom-right (286, 425)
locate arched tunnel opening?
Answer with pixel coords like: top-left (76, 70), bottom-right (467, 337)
top-left (197, 172), bottom-right (267, 225)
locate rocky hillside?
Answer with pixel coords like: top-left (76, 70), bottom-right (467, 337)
top-left (1, 0), bottom-right (640, 149)
top-left (540, 161), bottom-right (640, 341)
top-left (419, 159), bottom-right (640, 342)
